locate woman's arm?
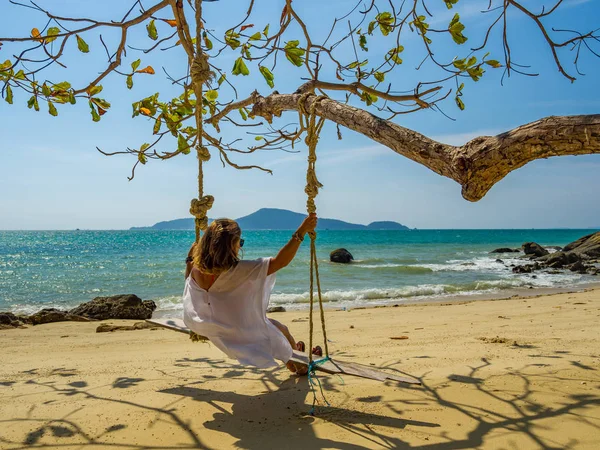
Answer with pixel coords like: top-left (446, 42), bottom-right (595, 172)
top-left (185, 243), bottom-right (197, 279)
top-left (268, 214), bottom-right (317, 275)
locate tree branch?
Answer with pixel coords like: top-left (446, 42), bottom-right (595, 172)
top-left (250, 93), bottom-right (600, 201)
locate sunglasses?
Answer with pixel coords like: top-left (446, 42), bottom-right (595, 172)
top-left (239, 238), bottom-right (245, 248)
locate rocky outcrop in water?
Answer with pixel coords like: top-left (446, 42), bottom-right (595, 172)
top-left (562, 232), bottom-right (600, 259)
top-left (522, 242), bottom-right (549, 258)
top-left (330, 248), bottom-right (354, 264)
top-left (69, 294), bottom-right (156, 320)
top-left (490, 248), bottom-right (520, 253)
top-left (509, 232), bottom-right (600, 276)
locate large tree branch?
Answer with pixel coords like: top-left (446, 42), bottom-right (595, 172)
top-left (249, 93), bottom-right (600, 201)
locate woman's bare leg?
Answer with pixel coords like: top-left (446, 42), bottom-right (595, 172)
top-left (269, 318), bottom-right (308, 375)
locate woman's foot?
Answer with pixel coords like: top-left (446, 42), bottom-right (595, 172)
top-left (285, 341), bottom-right (309, 375)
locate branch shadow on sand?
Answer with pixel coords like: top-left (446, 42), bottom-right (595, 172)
top-left (0, 354), bottom-right (598, 449)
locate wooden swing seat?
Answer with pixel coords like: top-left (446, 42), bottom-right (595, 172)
top-left (146, 318), bottom-right (420, 385)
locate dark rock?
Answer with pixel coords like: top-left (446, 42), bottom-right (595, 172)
top-left (495, 259), bottom-right (504, 264)
top-left (562, 232), bottom-right (600, 259)
top-left (267, 306), bottom-right (286, 313)
top-left (0, 312), bottom-right (27, 329)
top-left (568, 261), bottom-right (588, 274)
top-left (522, 242), bottom-right (549, 258)
top-left (490, 248), bottom-right (520, 253)
top-left (538, 251), bottom-right (580, 269)
top-left (512, 265), bottom-right (533, 274)
top-left (330, 248), bottom-right (354, 264)
top-left (69, 294), bottom-right (156, 320)
top-left (27, 308), bottom-right (91, 325)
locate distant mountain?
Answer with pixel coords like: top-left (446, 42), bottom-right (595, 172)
top-left (130, 208), bottom-right (410, 231)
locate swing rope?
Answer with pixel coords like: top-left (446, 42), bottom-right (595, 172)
top-left (188, 0), bottom-right (212, 343)
top-left (299, 93), bottom-right (335, 414)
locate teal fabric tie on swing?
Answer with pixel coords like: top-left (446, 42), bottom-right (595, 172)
top-left (308, 356), bottom-right (331, 415)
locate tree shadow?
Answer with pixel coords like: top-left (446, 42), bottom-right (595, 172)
top-left (0, 354), bottom-right (598, 449)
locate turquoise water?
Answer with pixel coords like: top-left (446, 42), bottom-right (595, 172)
top-left (0, 229), bottom-right (597, 316)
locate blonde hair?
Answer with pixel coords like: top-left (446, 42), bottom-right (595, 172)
top-left (193, 219), bottom-right (241, 275)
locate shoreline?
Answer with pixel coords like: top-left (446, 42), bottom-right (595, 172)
top-left (151, 281), bottom-right (600, 318)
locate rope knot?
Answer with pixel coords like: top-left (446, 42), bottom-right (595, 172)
top-left (196, 145), bottom-right (211, 162)
top-left (190, 195), bottom-right (214, 231)
top-left (190, 52), bottom-right (214, 87)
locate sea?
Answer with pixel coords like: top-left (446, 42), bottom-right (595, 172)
top-left (1, 229), bottom-right (598, 317)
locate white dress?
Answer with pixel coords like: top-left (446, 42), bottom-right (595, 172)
top-left (182, 258), bottom-right (293, 368)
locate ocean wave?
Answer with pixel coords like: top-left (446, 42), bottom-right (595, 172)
top-left (351, 264), bottom-right (434, 274)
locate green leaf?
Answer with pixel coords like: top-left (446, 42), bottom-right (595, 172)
top-left (360, 91), bottom-right (378, 106)
top-left (284, 40), bottom-right (305, 67)
top-left (131, 59), bottom-right (141, 72)
top-left (42, 83), bottom-right (52, 97)
top-left (205, 89), bottom-right (218, 102)
top-left (69, 92), bottom-right (76, 105)
top-left (254, 136), bottom-right (263, 141)
top-left (376, 12), bottom-right (394, 36)
top-left (368, 20), bottom-right (376, 35)
top-left (45, 27), bottom-right (60, 44)
top-left (359, 34), bottom-right (368, 51)
top-left (455, 96), bottom-right (465, 110)
top-left (54, 81), bottom-right (72, 92)
top-left (0, 60), bottom-right (11, 71)
top-left (467, 66), bottom-right (484, 81)
top-left (485, 59), bottom-right (502, 68)
top-left (449, 14), bottom-right (467, 44)
top-left (263, 24), bottom-right (270, 37)
top-left (76, 35), bottom-right (89, 53)
top-left (87, 85), bottom-right (103, 96)
top-left (232, 57), bottom-right (250, 76)
top-left (126, 75), bottom-right (133, 89)
top-left (153, 116), bottom-right (162, 134)
top-left (91, 97), bottom-right (111, 110)
top-left (259, 66), bottom-right (274, 88)
top-left (202, 31), bottom-right (213, 50)
top-left (374, 71), bottom-right (385, 83)
top-left (386, 46), bottom-right (404, 65)
top-left (249, 31), bottom-right (262, 41)
top-left (147, 19), bottom-right (158, 40)
top-left (410, 15), bottom-right (429, 36)
top-left (5, 85), bottom-right (13, 104)
top-left (178, 134), bottom-right (190, 154)
top-left (27, 95), bottom-right (39, 111)
top-left (452, 58), bottom-right (466, 70)
top-left (238, 107), bottom-right (247, 121)
top-left (217, 73), bottom-right (226, 86)
top-left (466, 56), bottom-right (477, 67)
top-left (225, 30), bottom-right (241, 50)
top-left (14, 70), bottom-right (25, 80)
top-left (444, 0), bottom-right (459, 9)
top-left (138, 152), bottom-right (147, 164)
top-left (48, 101), bottom-right (58, 116)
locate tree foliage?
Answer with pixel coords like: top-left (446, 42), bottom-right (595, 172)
top-left (0, 0), bottom-right (599, 202)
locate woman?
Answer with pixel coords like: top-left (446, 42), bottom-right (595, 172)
top-left (183, 214), bottom-right (318, 375)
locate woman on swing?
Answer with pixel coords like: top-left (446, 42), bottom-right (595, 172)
top-left (183, 213), bottom-right (320, 375)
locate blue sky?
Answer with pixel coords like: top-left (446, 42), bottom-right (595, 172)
top-left (1, 0), bottom-right (599, 230)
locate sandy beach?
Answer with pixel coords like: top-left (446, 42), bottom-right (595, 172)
top-left (1, 289), bottom-right (599, 449)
